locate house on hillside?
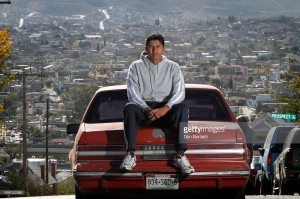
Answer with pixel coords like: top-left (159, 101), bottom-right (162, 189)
top-left (215, 65), bottom-right (248, 80)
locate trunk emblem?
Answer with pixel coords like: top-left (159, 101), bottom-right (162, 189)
top-left (152, 129), bottom-right (169, 140)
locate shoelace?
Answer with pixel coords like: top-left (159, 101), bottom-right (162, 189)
top-left (124, 154), bottom-right (134, 163)
top-left (178, 156), bottom-right (191, 168)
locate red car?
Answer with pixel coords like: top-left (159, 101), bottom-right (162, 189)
top-left (67, 84), bottom-right (250, 199)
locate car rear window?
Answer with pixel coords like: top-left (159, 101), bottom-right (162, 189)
top-left (84, 89), bottom-right (232, 123)
top-left (85, 89), bottom-right (128, 123)
top-left (274, 128), bottom-right (294, 148)
top-left (183, 89), bottom-right (232, 121)
top-left (291, 131), bottom-right (300, 147)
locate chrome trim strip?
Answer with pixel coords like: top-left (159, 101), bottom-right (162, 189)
top-left (73, 170), bottom-right (250, 178)
top-left (77, 149), bottom-right (245, 156)
top-left (190, 171), bottom-right (250, 176)
top-left (74, 172), bottom-right (143, 177)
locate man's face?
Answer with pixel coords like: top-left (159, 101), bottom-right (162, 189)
top-left (145, 40), bottom-right (165, 64)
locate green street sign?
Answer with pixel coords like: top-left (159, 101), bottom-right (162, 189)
top-left (271, 113), bottom-right (297, 120)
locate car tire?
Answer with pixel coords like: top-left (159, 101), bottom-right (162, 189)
top-left (298, 176), bottom-right (300, 195)
top-left (279, 175), bottom-right (294, 195)
top-left (260, 171), bottom-right (272, 195)
top-left (75, 185), bottom-right (85, 199)
top-left (75, 185), bottom-right (109, 199)
top-left (268, 174), bottom-right (273, 195)
top-left (222, 188), bottom-right (245, 199)
top-left (272, 176), bottom-right (279, 195)
top-left (235, 188), bottom-right (246, 199)
top-left (254, 174), bottom-right (261, 195)
top-left (260, 171), bottom-right (267, 194)
top-left (245, 180), bottom-right (254, 195)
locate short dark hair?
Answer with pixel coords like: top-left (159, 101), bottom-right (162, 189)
top-left (146, 33), bottom-right (165, 47)
top-left (236, 115), bottom-right (250, 122)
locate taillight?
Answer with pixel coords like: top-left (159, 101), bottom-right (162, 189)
top-left (250, 169), bottom-right (257, 177)
top-left (246, 147), bottom-right (250, 164)
top-left (285, 148), bottom-right (292, 164)
top-left (267, 152), bottom-right (272, 165)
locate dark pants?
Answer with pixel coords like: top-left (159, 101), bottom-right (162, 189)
top-left (123, 102), bottom-right (188, 151)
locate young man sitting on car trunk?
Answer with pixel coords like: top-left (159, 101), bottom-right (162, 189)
top-left (120, 33), bottom-right (194, 174)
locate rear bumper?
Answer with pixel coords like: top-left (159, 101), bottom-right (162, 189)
top-left (284, 169), bottom-right (300, 182)
top-left (74, 170), bottom-right (250, 194)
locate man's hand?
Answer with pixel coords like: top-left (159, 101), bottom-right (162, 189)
top-left (144, 107), bottom-right (152, 115)
top-left (144, 105), bottom-right (170, 121)
top-left (144, 107), bottom-right (155, 121)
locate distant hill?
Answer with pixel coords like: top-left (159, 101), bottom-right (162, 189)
top-left (2, 0), bottom-right (300, 19)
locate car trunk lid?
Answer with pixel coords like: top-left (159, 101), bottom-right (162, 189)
top-left (75, 121), bottom-right (247, 172)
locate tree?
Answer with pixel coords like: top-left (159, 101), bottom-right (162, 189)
top-left (2, 92), bottom-right (21, 118)
top-left (279, 71), bottom-right (300, 121)
top-left (211, 78), bottom-right (224, 89)
top-left (0, 28), bottom-right (14, 114)
top-left (197, 36), bottom-right (205, 45)
top-left (96, 43), bottom-right (100, 52)
top-left (228, 16), bottom-right (237, 23)
top-left (61, 84), bottom-right (99, 123)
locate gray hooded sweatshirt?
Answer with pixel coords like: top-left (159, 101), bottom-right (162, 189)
top-left (127, 52), bottom-right (185, 110)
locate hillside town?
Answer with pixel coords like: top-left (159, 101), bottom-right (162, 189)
top-left (0, 5), bottom-right (300, 195)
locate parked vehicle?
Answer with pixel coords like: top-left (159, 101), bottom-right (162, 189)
top-left (0, 165), bottom-right (10, 197)
top-left (252, 156), bottom-right (263, 172)
top-left (246, 156), bottom-right (262, 195)
top-left (256, 126), bottom-right (296, 195)
top-left (67, 84), bottom-right (250, 199)
top-left (273, 126), bottom-right (300, 195)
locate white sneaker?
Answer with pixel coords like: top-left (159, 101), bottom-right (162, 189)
top-left (120, 152), bottom-right (136, 171)
top-left (173, 154), bottom-right (195, 174)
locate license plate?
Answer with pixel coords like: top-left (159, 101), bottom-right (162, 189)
top-left (146, 174), bottom-right (179, 190)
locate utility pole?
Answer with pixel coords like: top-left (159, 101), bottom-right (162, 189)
top-left (20, 70), bottom-right (43, 178)
top-left (45, 98), bottom-right (49, 184)
top-left (22, 71), bottom-right (27, 178)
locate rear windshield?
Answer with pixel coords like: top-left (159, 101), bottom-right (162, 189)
top-left (273, 128), bottom-right (294, 148)
top-left (84, 88), bottom-right (232, 123)
top-left (291, 131), bottom-right (300, 147)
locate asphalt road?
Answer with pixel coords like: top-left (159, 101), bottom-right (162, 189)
top-left (8, 195), bottom-right (300, 199)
